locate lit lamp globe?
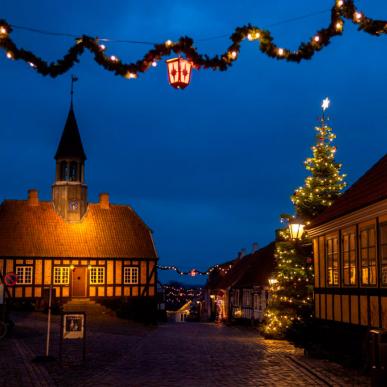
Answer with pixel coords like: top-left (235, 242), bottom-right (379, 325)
top-left (166, 57), bottom-right (193, 89)
top-left (288, 219), bottom-right (305, 240)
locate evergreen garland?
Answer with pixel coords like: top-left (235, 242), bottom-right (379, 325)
top-left (0, 1), bottom-right (386, 80)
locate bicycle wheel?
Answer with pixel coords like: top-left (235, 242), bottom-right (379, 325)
top-left (0, 321), bottom-right (7, 340)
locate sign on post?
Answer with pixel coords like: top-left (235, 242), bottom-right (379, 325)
top-left (63, 313), bottom-right (85, 339)
top-left (4, 273), bottom-right (17, 287)
top-left (60, 311), bottom-right (86, 362)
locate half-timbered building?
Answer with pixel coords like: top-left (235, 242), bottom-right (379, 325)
top-left (0, 103), bottom-right (158, 305)
top-left (308, 153), bottom-right (387, 330)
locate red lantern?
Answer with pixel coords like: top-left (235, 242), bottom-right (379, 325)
top-left (166, 57), bottom-right (193, 89)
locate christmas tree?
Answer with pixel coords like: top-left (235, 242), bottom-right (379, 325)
top-left (291, 97), bottom-right (347, 219)
top-left (263, 98), bottom-right (346, 340)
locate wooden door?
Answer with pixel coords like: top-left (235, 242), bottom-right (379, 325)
top-left (72, 267), bottom-right (87, 297)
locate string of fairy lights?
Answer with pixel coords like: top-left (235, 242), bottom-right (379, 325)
top-left (157, 262), bottom-right (233, 277)
top-left (0, 1), bottom-right (386, 84)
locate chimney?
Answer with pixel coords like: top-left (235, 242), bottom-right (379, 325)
top-left (99, 193), bottom-right (110, 209)
top-left (27, 189), bottom-right (39, 206)
top-left (238, 248), bottom-right (247, 259)
top-left (252, 242), bottom-right (259, 253)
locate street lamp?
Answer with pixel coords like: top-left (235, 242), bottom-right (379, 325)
top-left (166, 57), bottom-right (193, 89)
top-left (288, 218), bottom-right (305, 240)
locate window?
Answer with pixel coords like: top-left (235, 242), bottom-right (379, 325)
top-left (60, 161), bottom-right (68, 181)
top-left (360, 227), bottom-right (377, 285)
top-left (69, 161), bottom-right (78, 181)
top-left (123, 267), bottom-right (139, 284)
top-left (380, 223), bottom-right (387, 286)
top-left (342, 230), bottom-right (357, 285)
top-left (326, 237), bottom-right (339, 285)
top-left (233, 289), bottom-right (240, 306)
top-left (90, 267), bottom-right (105, 285)
top-left (242, 289), bottom-right (252, 307)
top-left (54, 267), bottom-right (70, 285)
top-left (16, 266), bottom-right (33, 284)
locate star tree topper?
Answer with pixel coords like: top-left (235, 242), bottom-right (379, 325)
top-left (322, 97), bottom-right (330, 111)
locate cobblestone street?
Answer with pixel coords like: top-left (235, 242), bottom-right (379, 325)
top-left (0, 311), bottom-right (370, 386)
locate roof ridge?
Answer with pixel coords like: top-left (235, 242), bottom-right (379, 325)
top-left (311, 153), bottom-right (387, 227)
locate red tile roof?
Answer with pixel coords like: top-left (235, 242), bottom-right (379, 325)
top-left (0, 200), bottom-right (157, 259)
top-left (232, 242), bottom-right (276, 288)
top-left (311, 153), bottom-right (387, 227)
top-left (206, 242), bottom-right (275, 290)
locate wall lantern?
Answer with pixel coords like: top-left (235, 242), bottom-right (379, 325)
top-left (288, 218), bottom-right (305, 240)
top-left (166, 57), bottom-right (193, 89)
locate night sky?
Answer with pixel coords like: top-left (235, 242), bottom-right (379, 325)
top-left (1, 1), bottom-right (387, 284)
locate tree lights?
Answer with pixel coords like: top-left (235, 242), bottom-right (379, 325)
top-left (262, 98), bottom-right (347, 340)
top-left (0, 1), bottom-right (386, 83)
top-left (291, 98), bottom-right (346, 219)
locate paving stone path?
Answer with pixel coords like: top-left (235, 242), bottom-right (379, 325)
top-left (0, 311), bottom-right (371, 386)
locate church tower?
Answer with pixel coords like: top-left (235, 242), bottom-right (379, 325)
top-left (52, 102), bottom-right (87, 222)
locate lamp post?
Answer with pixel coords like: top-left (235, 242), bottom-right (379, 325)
top-left (288, 218), bottom-right (305, 240)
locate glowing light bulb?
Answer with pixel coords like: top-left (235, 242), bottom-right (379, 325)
top-left (278, 48), bottom-right (284, 56)
top-left (6, 51), bottom-right (13, 59)
top-left (354, 12), bottom-right (362, 21)
top-left (337, 0), bottom-right (344, 7)
top-left (99, 44), bottom-right (106, 51)
top-left (28, 62), bottom-right (36, 68)
top-left (0, 26), bottom-right (7, 35)
top-left (247, 33), bottom-right (253, 41)
top-left (336, 21), bottom-right (343, 31)
top-left (231, 51), bottom-right (237, 59)
top-left (165, 40), bottom-right (173, 47)
top-left (151, 60), bottom-right (158, 67)
top-left (110, 55), bottom-right (118, 62)
top-left (314, 35), bottom-right (320, 42)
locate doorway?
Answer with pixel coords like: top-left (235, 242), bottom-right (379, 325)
top-left (71, 267), bottom-right (87, 297)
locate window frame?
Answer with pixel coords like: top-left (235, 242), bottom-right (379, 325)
top-left (16, 266), bottom-right (33, 285)
top-left (359, 226), bottom-right (377, 287)
top-left (53, 266), bottom-right (70, 285)
top-left (341, 228), bottom-right (357, 286)
top-left (379, 222), bottom-right (387, 287)
top-left (123, 266), bottom-right (139, 285)
top-left (89, 267), bottom-right (105, 285)
top-left (326, 235), bottom-right (339, 286)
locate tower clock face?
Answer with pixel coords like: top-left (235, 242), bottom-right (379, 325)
top-left (69, 200), bottom-right (79, 211)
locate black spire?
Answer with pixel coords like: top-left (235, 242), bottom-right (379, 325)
top-left (54, 105), bottom-right (86, 160)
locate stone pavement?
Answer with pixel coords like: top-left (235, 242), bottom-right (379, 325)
top-left (0, 311), bottom-right (371, 386)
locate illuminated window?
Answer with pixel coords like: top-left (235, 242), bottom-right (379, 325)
top-left (360, 227), bottom-right (377, 285)
top-left (342, 230), bottom-right (357, 285)
top-left (16, 266), bottom-right (33, 284)
top-left (380, 223), bottom-right (387, 286)
top-left (90, 267), bottom-right (105, 285)
top-left (123, 267), bottom-right (139, 284)
top-left (53, 267), bottom-right (70, 285)
top-left (326, 237), bottom-right (339, 285)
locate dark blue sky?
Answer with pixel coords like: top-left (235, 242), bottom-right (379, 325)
top-left (1, 0), bottom-right (387, 284)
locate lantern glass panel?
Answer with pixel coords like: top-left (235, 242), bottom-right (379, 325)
top-left (166, 57), bottom-right (192, 89)
top-left (289, 223), bottom-right (305, 240)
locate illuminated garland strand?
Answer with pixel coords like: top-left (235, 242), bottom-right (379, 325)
top-left (157, 262), bottom-right (233, 276)
top-left (0, 1), bottom-right (386, 79)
